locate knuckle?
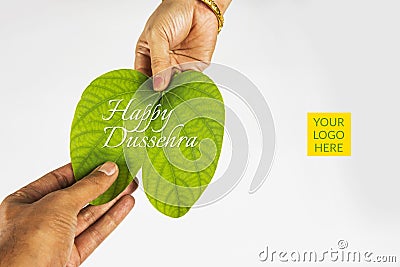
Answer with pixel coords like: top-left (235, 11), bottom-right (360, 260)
top-left (72, 172), bottom-right (105, 193)
top-left (5, 186), bottom-right (42, 203)
top-left (81, 208), bottom-right (97, 224)
top-left (88, 227), bottom-right (105, 244)
top-left (136, 44), bottom-right (150, 55)
top-left (7, 190), bottom-right (30, 201)
top-left (151, 55), bottom-right (167, 66)
top-left (103, 213), bottom-right (118, 228)
top-left (151, 56), bottom-right (169, 70)
top-left (85, 173), bottom-right (106, 188)
top-left (50, 170), bottom-right (72, 189)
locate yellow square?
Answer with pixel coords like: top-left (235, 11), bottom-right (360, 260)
top-left (307, 113), bottom-right (351, 156)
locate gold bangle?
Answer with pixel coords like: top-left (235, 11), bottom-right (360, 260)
top-left (199, 0), bottom-right (224, 33)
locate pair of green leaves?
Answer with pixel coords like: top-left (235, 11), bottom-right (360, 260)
top-left (70, 69), bottom-right (225, 218)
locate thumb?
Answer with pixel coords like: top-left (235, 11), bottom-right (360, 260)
top-left (61, 162), bottom-right (119, 211)
top-left (148, 33), bottom-right (172, 91)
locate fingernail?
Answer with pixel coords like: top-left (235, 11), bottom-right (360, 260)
top-left (153, 75), bottom-right (164, 91)
top-left (134, 177), bottom-right (139, 185)
top-left (98, 162), bottom-right (117, 176)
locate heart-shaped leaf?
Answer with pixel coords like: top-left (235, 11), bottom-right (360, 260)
top-left (70, 70), bottom-right (148, 205)
top-left (70, 69), bottom-right (225, 217)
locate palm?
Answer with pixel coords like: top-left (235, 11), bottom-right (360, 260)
top-left (168, 8), bottom-right (218, 68)
top-left (135, 0), bottom-right (219, 76)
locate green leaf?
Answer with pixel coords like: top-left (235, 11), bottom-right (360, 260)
top-left (139, 71), bottom-right (224, 217)
top-left (70, 69), bottom-right (225, 217)
top-left (70, 69), bottom-right (149, 205)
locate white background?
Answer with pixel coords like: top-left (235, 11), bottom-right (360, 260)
top-left (1, 0), bottom-right (400, 266)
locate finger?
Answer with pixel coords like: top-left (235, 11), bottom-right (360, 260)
top-left (60, 162), bottom-right (119, 211)
top-left (135, 38), bottom-right (152, 77)
top-left (147, 31), bottom-right (172, 91)
top-left (135, 51), bottom-right (152, 77)
top-left (176, 60), bottom-right (210, 72)
top-left (75, 178), bottom-right (138, 236)
top-left (74, 195), bottom-right (135, 263)
top-left (5, 163), bottom-right (75, 204)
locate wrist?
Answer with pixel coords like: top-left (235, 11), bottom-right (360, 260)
top-left (212, 0), bottom-right (231, 14)
top-left (195, 0), bottom-right (226, 33)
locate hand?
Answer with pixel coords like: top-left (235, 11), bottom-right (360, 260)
top-left (135, 0), bottom-right (230, 91)
top-left (0, 162), bottom-right (137, 267)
